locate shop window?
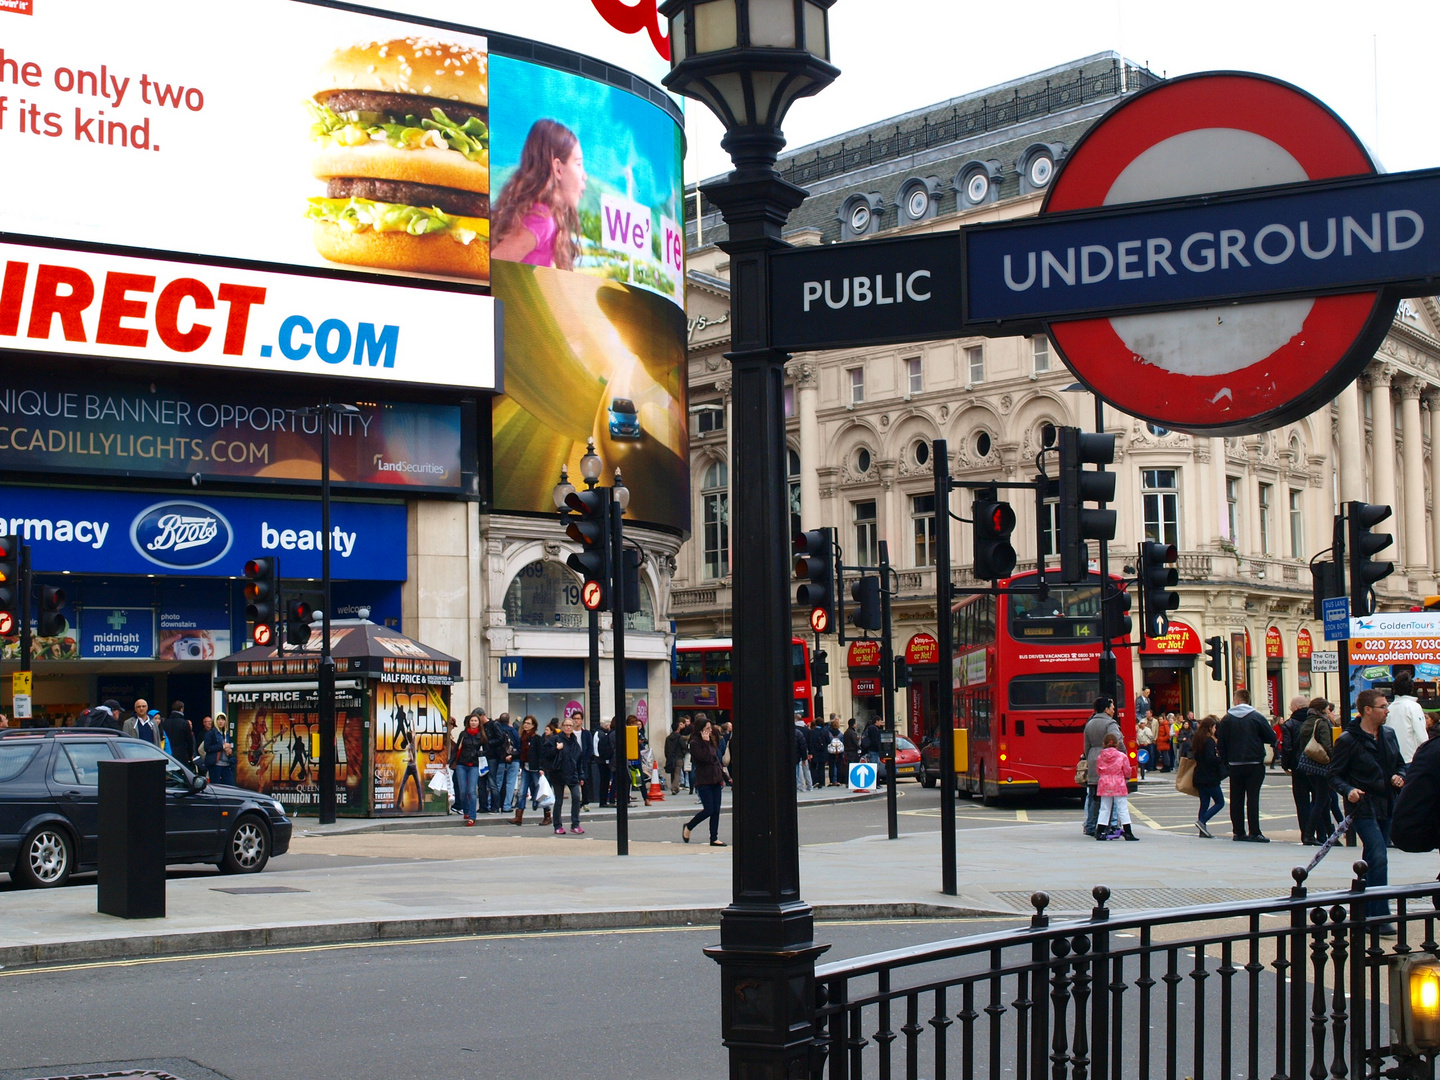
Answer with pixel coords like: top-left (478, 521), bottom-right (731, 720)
top-left (503, 560), bottom-right (585, 629)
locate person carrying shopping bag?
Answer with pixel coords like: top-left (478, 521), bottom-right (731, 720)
top-left (449, 713), bottom-right (487, 826)
top-left (1094, 733), bottom-right (1138, 841)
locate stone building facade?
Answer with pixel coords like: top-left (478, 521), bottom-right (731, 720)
top-left (673, 53), bottom-right (1440, 732)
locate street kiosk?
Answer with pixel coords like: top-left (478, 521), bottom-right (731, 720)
top-left (217, 620), bottom-right (462, 817)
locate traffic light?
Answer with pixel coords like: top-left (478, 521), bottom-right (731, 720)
top-left (37, 586), bottom-right (66, 638)
top-left (1101, 587), bottom-right (1132, 642)
top-left (1347, 501), bottom-right (1394, 617)
top-left (1311, 560), bottom-right (1344, 618)
top-left (564, 488), bottom-right (611, 611)
top-left (1139, 541), bottom-right (1179, 640)
top-left (849, 574), bottom-right (882, 631)
top-left (893, 656), bottom-right (910, 688)
top-left (972, 490), bottom-right (1017, 581)
top-left (811, 650), bottom-right (830, 688)
top-left (243, 557), bottom-right (278, 646)
top-left (794, 529), bottom-right (836, 634)
top-left (285, 598), bottom-right (316, 647)
top-left (1205, 636), bottom-right (1225, 682)
top-left (1055, 426), bottom-right (1117, 582)
top-left (0, 535), bottom-right (17, 637)
top-left (620, 548), bottom-right (642, 614)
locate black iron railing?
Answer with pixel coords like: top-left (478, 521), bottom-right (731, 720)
top-left (812, 865), bottom-right (1440, 1080)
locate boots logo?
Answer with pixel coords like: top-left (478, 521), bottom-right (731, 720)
top-left (130, 500), bottom-right (233, 570)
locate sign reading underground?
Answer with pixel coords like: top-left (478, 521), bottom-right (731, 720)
top-left (769, 72), bottom-right (1440, 434)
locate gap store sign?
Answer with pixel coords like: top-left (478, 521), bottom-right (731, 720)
top-left (0, 488), bottom-right (407, 579)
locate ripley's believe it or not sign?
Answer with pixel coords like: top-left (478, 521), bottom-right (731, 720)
top-left (772, 72), bottom-right (1440, 435)
top-left (0, 0), bottom-right (690, 532)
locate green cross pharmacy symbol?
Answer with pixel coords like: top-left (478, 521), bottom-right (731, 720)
top-left (106, 610), bottom-right (128, 630)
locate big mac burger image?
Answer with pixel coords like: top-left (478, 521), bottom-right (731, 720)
top-left (306, 37), bottom-right (489, 281)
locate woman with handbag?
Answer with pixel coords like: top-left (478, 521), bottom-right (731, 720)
top-left (450, 712), bottom-right (488, 826)
top-left (1295, 698), bottom-right (1337, 846)
top-left (682, 716), bottom-right (726, 846)
top-left (1191, 715), bottom-right (1227, 838)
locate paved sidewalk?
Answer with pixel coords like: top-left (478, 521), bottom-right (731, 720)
top-left (1, 804), bottom-right (1430, 970)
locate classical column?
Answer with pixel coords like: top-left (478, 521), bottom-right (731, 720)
top-left (1336, 380), bottom-right (1365, 505)
top-left (1367, 366), bottom-right (1398, 560)
top-left (1398, 379), bottom-right (1428, 575)
top-left (792, 360), bottom-right (821, 528)
top-left (1429, 390), bottom-right (1440, 576)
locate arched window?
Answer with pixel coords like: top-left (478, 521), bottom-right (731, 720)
top-left (623, 577), bottom-right (657, 633)
top-left (503, 560), bottom-right (586, 629)
top-left (702, 460), bottom-right (729, 579)
top-left (787, 447), bottom-right (802, 534)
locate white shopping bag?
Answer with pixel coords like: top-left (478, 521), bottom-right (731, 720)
top-left (536, 773), bottom-right (556, 809)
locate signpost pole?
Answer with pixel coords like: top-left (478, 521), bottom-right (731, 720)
top-left (18, 544), bottom-right (30, 677)
top-left (933, 440), bottom-right (957, 896)
top-left (1093, 396), bottom-right (1119, 710)
top-left (879, 541), bottom-right (897, 841)
top-left (1334, 510), bottom-right (1351, 723)
top-left (318, 404), bottom-right (336, 826)
top-left (608, 489), bottom-right (628, 857)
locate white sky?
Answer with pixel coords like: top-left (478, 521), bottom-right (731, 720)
top-left (681, 0), bottom-right (1440, 185)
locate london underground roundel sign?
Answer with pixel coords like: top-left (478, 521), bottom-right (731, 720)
top-left (1042, 72), bottom-right (1395, 435)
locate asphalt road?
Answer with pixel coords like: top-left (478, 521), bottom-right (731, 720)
top-left (0, 917), bottom-right (1019, 1080)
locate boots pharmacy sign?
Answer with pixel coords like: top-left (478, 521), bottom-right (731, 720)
top-left (770, 72), bottom-right (1440, 435)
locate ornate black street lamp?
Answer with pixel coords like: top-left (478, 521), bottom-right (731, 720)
top-left (657, 1), bottom-right (838, 1075)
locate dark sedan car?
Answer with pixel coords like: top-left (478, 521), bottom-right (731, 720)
top-left (0, 729), bottom-right (292, 888)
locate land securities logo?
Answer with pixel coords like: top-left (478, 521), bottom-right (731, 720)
top-left (130, 500), bottom-right (233, 570)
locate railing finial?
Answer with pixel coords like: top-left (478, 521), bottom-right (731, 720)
top-left (1352, 860), bottom-right (1369, 892)
top-left (1291, 865), bottom-right (1309, 898)
top-left (1031, 891), bottom-right (1050, 928)
top-left (1091, 885), bottom-right (1111, 922)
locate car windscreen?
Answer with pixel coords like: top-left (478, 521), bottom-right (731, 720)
top-left (0, 742), bottom-right (39, 782)
top-left (116, 740), bottom-right (191, 787)
top-left (611, 399), bottom-right (636, 413)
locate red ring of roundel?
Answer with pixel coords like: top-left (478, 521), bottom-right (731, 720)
top-left (1043, 73), bottom-right (1384, 433)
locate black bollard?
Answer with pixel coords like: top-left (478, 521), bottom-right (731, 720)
top-left (97, 757), bottom-right (165, 919)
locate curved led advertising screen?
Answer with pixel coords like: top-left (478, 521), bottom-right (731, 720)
top-left (0, 0), bottom-right (689, 532)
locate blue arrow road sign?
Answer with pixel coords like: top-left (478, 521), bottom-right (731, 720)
top-left (963, 169), bottom-right (1440, 329)
top-left (1322, 596), bottom-right (1352, 642)
top-left (848, 762), bottom-right (876, 792)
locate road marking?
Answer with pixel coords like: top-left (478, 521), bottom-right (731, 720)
top-left (0, 916), bottom-right (1001, 979)
top-left (1015, 810), bottom-right (1029, 822)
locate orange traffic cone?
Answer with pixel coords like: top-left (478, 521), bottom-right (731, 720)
top-left (648, 764), bottom-right (665, 802)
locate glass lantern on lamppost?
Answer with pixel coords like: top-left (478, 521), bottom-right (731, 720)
top-left (657, 2), bottom-right (839, 1076)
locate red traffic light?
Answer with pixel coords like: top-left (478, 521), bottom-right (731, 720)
top-left (582, 580), bottom-right (605, 611)
top-left (809, 607), bottom-right (830, 634)
top-left (253, 622), bottom-right (274, 646)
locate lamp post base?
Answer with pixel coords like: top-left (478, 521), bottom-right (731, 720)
top-left (707, 903), bottom-right (830, 1080)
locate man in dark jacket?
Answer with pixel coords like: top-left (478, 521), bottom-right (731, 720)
top-left (861, 717), bottom-right (884, 764)
top-left (1216, 690), bottom-right (1277, 842)
top-left (485, 712), bottom-right (519, 814)
top-left (1331, 689), bottom-right (1405, 924)
top-left (163, 700), bottom-right (196, 768)
top-left (793, 719), bottom-right (812, 792)
top-left (665, 717), bottom-right (690, 794)
top-left (807, 720), bottom-right (830, 788)
top-left (1279, 695), bottom-right (1312, 842)
top-left (596, 718), bottom-right (614, 807)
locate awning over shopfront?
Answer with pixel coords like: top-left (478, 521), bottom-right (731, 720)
top-left (218, 620), bottom-right (461, 685)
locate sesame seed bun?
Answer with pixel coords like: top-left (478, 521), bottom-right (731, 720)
top-left (311, 221), bottom-right (491, 282)
top-left (318, 38), bottom-right (488, 108)
top-left (312, 143), bottom-right (489, 194)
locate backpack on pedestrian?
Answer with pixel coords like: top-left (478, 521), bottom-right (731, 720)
top-left (1390, 736), bottom-right (1440, 853)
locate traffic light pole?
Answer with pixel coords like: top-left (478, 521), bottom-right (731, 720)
top-left (812, 631), bottom-right (824, 722)
top-left (1092, 398), bottom-right (1119, 710)
top-left (18, 544), bottom-right (30, 675)
top-left (318, 404), bottom-right (336, 826)
top-left (1334, 509), bottom-right (1351, 724)
top-left (607, 489), bottom-right (629, 857)
top-left (879, 541), bottom-right (898, 841)
top-left (933, 439), bottom-right (957, 896)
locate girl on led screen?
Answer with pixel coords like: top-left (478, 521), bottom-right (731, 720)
top-left (490, 119), bottom-right (587, 270)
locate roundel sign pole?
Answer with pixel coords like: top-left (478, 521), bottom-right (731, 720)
top-left (1036, 72), bottom-right (1393, 433)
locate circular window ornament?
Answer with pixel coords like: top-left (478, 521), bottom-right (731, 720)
top-left (1040, 72), bottom-right (1391, 435)
top-left (1027, 154), bottom-right (1053, 188)
top-left (914, 441), bottom-right (930, 466)
top-left (849, 203), bottom-right (871, 233)
top-left (907, 187), bottom-right (929, 219)
top-left (965, 171), bottom-right (990, 204)
top-left (1146, 423), bottom-right (1171, 438)
top-left (856, 448), bottom-right (872, 473)
top-left (975, 432), bottom-right (992, 458)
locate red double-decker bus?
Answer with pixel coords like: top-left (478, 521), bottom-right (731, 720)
top-left (672, 637), bottom-right (816, 724)
top-left (942, 570), bottom-right (1135, 803)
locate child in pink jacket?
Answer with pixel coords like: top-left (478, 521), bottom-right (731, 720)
top-left (1094, 732), bottom-right (1138, 841)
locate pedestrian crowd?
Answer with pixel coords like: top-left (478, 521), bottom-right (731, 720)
top-left (1087, 674), bottom-right (1440, 935)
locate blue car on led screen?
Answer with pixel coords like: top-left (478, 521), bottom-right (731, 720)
top-left (607, 398), bottom-right (641, 440)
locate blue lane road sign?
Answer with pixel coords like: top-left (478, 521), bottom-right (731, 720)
top-left (1322, 596), bottom-right (1351, 642)
top-left (848, 762), bottom-right (876, 793)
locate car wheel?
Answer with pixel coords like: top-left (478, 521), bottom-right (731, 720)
top-left (221, 816), bottom-right (271, 874)
top-left (920, 763), bottom-right (936, 788)
top-left (16, 826), bottom-right (73, 888)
